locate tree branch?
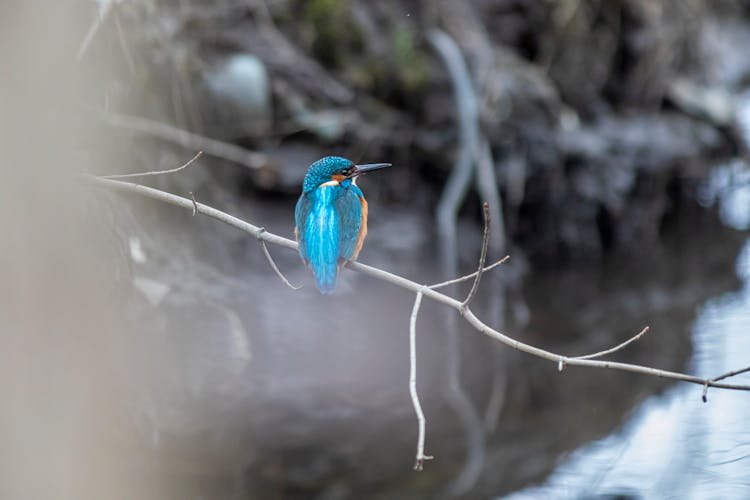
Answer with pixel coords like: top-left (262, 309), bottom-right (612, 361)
top-left (712, 365), bottom-right (750, 382)
top-left (102, 151), bottom-right (203, 179)
top-left (409, 290), bottom-right (433, 470)
top-left (461, 202), bottom-right (491, 308)
top-left (257, 229), bottom-right (302, 290)
top-left (102, 112), bottom-right (267, 169)
top-left (88, 175), bottom-right (750, 393)
top-left (573, 326), bottom-right (651, 361)
top-left (77, 0), bottom-right (115, 61)
top-left (428, 255), bottom-right (510, 290)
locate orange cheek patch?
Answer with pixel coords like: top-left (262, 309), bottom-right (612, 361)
top-left (331, 174), bottom-right (346, 182)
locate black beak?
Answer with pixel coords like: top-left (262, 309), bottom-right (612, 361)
top-left (353, 163), bottom-right (391, 176)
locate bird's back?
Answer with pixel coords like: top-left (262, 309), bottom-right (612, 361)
top-left (295, 184), bottom-right (363, 293)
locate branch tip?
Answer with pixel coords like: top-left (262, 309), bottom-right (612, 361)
top-left (409, 292), bottom-right (431, 470)
top-left (260, 239), bottom-right (302, 290)
top-left (103, 150), bottom-right (203, 180)
top-left (414, 454), bottom-right (434, 471)
top-left (573, 325), bottom-right (652, 361)
top-left (461, 201), bottom-right (491, 307)
top-left (710, 364), bottom-right (750, 383)
top-left (429, 254), bottom-right (510, 290)
top-left (189, 191), bottom-right (198, 216)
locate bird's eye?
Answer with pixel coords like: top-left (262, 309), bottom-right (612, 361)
top-left (341, 167), bottom-right (354, 177)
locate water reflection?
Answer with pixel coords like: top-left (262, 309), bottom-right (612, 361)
top-left (507, 236), bottom-right (750, 500)
top-left (698, 159), bottom-right (750, 231)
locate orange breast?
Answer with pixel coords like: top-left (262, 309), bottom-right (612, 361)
top-left (352, 196), bottom-right (368, 259)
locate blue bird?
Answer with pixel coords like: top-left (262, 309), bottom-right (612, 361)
top-left (295, 156), bottom-right (390, 293)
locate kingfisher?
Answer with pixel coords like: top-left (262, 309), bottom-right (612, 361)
top-left (295, 156), bottom-right (390, 293)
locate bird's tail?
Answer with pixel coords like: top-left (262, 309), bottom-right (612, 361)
top-left (302, 194), bottom-right (342, 293)
top-left (312, 263), bottom-right (337, 294)
top-left (306, 216), bottom-right (340, 294)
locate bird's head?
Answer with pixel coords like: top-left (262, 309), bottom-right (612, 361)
top-left (302, 156), bottom-right (390, 193)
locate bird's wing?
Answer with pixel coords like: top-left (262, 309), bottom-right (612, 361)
top-left (298, 187), bottom-right (341, 293)
top-left (294, 193), bottom-right (311, 262)
top-left (334, 189), bottom-right (363, 261)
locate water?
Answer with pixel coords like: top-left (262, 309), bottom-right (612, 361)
top-left (507, 245), bottom-right (750, 498)
top-left (508, 164), bottom-right (750, 499)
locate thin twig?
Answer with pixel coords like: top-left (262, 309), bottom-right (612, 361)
top-left (712, 365), bottom-right (750, 382)
top-left (189, 192), bottom-right (198, 216)
top-left (113, 10), bottom-right (136, 76)
top-left (462, 202), bottom-right (491, 308)
top-left (573, 326), bottom-right (651, 360)
top-left (77, 0), bottom-right (115, 61)
top-left (88, 176), bottom-right (750, 393)
top-left (429, 255), bottom-right (510, 290)
top-left (102, 112), bottom-right (267, 169)
top-left (474, 141), bottom-right (509, 435)
top-left (102, 151), bottom-right (203, 179)
top-left (409, 290), bottom-right (433, 470)
top-left (475, 137), bottom-right (506, 255)
top-left (258, 229), bottom-right (302, 290)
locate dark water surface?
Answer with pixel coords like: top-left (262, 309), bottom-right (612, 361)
top-left (508, 162), bottom-right (750, 499)
top-left (509, 241), bottom-right (750, 499)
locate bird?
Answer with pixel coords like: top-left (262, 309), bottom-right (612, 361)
top-left (295, 156), bottom-right (390, 293)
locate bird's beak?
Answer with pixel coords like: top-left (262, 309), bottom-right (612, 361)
top-left (353, 163), bottom-right (391, 177)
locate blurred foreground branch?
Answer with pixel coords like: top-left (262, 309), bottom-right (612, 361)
top-left (89, 176), bottom-right (750, 470)
top-left (103, 112), bottom-right (267, 169)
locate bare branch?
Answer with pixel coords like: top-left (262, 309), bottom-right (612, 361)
top-left (409, 290), bottom-right (433, 470)
top-left (88, 176), bottom-right (750, 392)
top-left (189, 191), bottom-right (198, 216)
top-left (429, 255), bottom-right (510, 290)
top-left (103, 112), bottom-right (267, 169)
top-left (258, 229), bottom-right (303, 290)
top-left (89, 177), bottom-right (296, 251)
top-left (475, 137), bottom-right (506, 255)
top-left (112, 10), bottom-right (136, 75)
top-left (102, 151), bottom-right (204, 179)
top-left (77, 0), bottom-right (115, 61)
top-left (712, 365), bottom-right (750, 382)
top-left (462, 202), bottom-right (491, 308)
top-left (573, 326), bottom-right (651, 361)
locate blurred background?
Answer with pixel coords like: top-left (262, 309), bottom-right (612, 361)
top-left (2, 1), bottom-right (750, 498)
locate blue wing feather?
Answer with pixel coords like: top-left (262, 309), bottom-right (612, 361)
top-left (294, 184), bottom-right (363, 293)
top-left (296, 185), bottom-right (362, 293)
top-left (334, 187), bottom-right (363, 260)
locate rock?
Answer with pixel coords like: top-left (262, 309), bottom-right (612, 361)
top-left (201, 53), bottom-right (272, 139)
